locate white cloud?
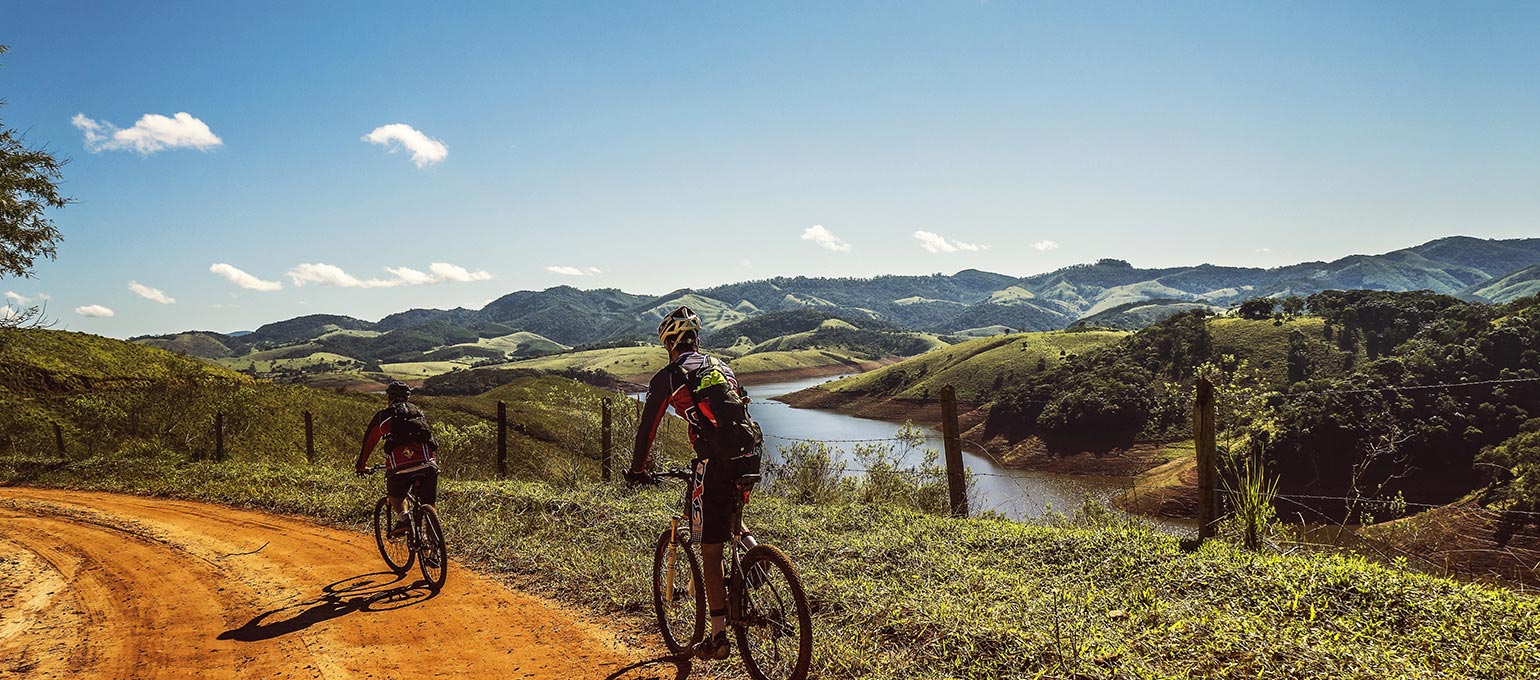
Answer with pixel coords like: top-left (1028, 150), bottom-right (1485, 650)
top-left (288, 263), bottom-right (395, 288)
top-left (1, 306), bottom-right (17, 320)
top-left (4, 291), bottom-right (29, 305)
top-left (128, 281), bottom-right (175, 304)
top-left (291, 262), bottom-right (493, 288)
top-left (362, 124), bottom-right (448, 168)
top-left (914, 230), bottom-right (988, 254)
top-left (433, 262), bottom-right (494, 282)
top-left (210, 263), bottom-right (284, 292)
top-left (1033, 240), bottom-right (1060, 252)
top-left (75, 304), bottom-right (115, 318)
top-left (741, 259), bottom-right (753, 266)
top-left (802, 225), bottom-right (851, 252)
top-left (72, 112), bottom-right (222, 154)
top-left (1255, 247), bottom-right (1273, 253)
top-left (546, 265), bottom-right (603, 276)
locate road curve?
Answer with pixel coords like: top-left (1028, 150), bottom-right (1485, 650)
top-left (0, 487), bottom-right (637, 679)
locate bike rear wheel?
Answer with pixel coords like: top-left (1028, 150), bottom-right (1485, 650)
top-left (416, 505), bottom-right (448, 591)
top-left (651, 527), bottom-right (706, 654)
top-left (734, 544), bottom-right (813, 680)
top-left (373, 497), bottom-right (414, 574)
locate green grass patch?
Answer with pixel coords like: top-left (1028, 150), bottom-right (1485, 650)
top-left (826, 330), bottom-right (1128, 402)
top-left (3, 453), bottom-right (1535, 679)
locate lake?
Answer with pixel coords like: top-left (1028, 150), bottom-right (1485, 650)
top-left (738, 375), bottom-right (1189, 532)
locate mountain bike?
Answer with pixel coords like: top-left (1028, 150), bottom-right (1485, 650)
top-left (648, 465), bottom-right (812, 680)
top-left (366, 464), bottom-right (447, 591)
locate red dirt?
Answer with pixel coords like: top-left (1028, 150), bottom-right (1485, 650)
top-left (0, 488), bottom-right (639, 678)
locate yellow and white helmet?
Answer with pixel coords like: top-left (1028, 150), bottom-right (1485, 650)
top-left (658, 306), bottom-right (702, 350)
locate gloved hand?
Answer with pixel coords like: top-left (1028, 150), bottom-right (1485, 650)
top-left (624, 469), bottom-right (655, 487)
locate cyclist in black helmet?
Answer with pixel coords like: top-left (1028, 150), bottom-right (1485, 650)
top-left (356, 381), bottom-right (440, 538)
top-left (628, 306), bottom-right (761, 661)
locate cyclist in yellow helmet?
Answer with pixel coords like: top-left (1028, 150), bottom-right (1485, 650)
top-left (628, 306), bottom-right (762, 661)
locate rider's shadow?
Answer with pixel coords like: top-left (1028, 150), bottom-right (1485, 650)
top-left (218, 571), bottom-right (436, 642)
top-left (604, 654), bottom-right (692, 680)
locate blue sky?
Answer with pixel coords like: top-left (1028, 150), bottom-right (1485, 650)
top-left (3, 1), bottom-right (1538, 337)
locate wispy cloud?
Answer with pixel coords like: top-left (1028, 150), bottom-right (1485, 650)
top-left (128, 281), bottom-right (175, 304)
top-left (914, 230), bottom-right (987, 254)
top-left (801, 225), bottom-right (851, 252)
top-left (385, 262), bottom-right (495, 285)
top-left (210, 263), bottom-right (284, 292)
top-left (75, 304), bottom-right (115, 318)
top-left (288, 263), bottom-right (397, 288)
top-left (546, 265), bottom-right (603, 276)
top-left (1033, 240), bottom-right (1060, 252)
top-left (362, 124), bottom-right (448, 168)
top-left (1255, 247), bottom-right (1273, 253)
top-left (4, 291), bottom-right (29, 305)
top-left (290, 262), bottom-right (493, 287)
top-left (72, 112), bottom-right (223, 154)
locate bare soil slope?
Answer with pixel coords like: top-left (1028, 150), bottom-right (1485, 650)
top-left (0, 488), bottom-right (635, 679)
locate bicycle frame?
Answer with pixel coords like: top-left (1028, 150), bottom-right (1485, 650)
top-left (661, 466), bottom-right (754, 620)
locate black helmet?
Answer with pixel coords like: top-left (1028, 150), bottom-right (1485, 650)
top-left (385, 381), bottom-right (411, 401)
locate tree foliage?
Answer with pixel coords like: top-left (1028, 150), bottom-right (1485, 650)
top-left (0, 45), bottom-right (70, 281)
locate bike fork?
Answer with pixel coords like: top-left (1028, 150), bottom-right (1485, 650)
top-left (665, 518), bottom-right (680, 603)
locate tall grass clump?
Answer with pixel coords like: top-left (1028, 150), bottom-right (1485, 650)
top-left (1221, 451), bottom-right (1279, 549)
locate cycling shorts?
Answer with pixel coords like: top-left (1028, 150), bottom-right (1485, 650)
top-left (386, 467), bottom-right (438, 506)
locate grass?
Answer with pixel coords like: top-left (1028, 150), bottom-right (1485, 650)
top-left (728, 349), bottom-right (867, 375)
top-left (6, 326), bottom-right (1539, 678)
top-left (824, 330), bottom-right (1129, 402)
top-left (1208, 317), bottom-right (1343, 386)
top-left (217, 351), bottom-right (363, 374)
top-left (448, 331), bottom-right (568, 357)
top-left (2, 452), bottom-right (1535, 679)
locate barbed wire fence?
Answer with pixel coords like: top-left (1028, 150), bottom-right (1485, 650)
top-left (10, 370), bottom-right (1539, 585)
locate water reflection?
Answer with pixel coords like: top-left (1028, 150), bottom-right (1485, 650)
top-left (639, 373), bottom-right (1188, 532)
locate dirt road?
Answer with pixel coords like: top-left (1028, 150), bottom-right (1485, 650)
top-left (0, 488), bottom-right (642, 679)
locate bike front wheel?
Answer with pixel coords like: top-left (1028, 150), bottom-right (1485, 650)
top-left (734, 544), bottom-right (813, 680)
top-left (652, 527), bottom-right (705, 654)
top-left (373, 497), bottom-right (414, 574)
top-left (415, 505), bottom-right (448, 591)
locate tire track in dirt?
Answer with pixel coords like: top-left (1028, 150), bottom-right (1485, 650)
top-left (0, 488), bottom-right (639, 679)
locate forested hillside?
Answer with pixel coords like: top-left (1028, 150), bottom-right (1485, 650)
top-left (133, 236), bottom-right (1540, 390)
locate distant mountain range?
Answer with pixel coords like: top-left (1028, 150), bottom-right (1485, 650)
top-left (135, 236), bottom-right (1540, 368)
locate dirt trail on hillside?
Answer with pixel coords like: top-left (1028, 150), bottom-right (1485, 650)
top-left (0, 488), bottom-right (642, 679)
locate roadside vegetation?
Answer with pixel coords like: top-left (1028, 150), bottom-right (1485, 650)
top-left (4, 323), bottom-right (1538, 677)
top-left (3, 450), bottom-right (1535, 678)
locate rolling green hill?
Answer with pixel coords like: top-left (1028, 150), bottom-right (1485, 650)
top-left (1466, 263), bottom-right (1540, 303)
top-left (0, 327), bottom-right (689, 479)
top-left (131, 236), bottom-right (1540, 389)
top-left (822, 330), bottom-right (1129, 402)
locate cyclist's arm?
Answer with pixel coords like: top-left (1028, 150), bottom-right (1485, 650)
top-left (629, 370), bottom-right (674, 474)
top-left (356, 412), bottom-right (388, 472)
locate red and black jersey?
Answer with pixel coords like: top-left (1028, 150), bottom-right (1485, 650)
top-left (630, 351), bottom-right (745, 471)
top-left (358, 403), bottom-right (438, 474)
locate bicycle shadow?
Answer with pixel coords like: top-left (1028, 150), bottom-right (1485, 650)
top-left (603, 653), bottom-right (692, 680)
top-left (218, 571), bottom-right (437, 642)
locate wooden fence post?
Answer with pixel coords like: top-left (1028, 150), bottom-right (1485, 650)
top-left (601, 398), bottom-right (614, 482)
top-left (53, 422), bottom-right (66, 457)
top-left (1195, 376), bottom-right (1219, 540)
top-left (304, 411), bottom-right (315, 464)
top-left (940, 385), bottom-right (969, 518)
top-left (497, 400), bottom-right (508, 477)
top-left (215, 412), bottom-right (225, 463)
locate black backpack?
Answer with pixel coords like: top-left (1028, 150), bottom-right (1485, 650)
top-left (672, 356), bottom-right (763, 461)
top-left (387, 402), bottom-right (436, 448)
